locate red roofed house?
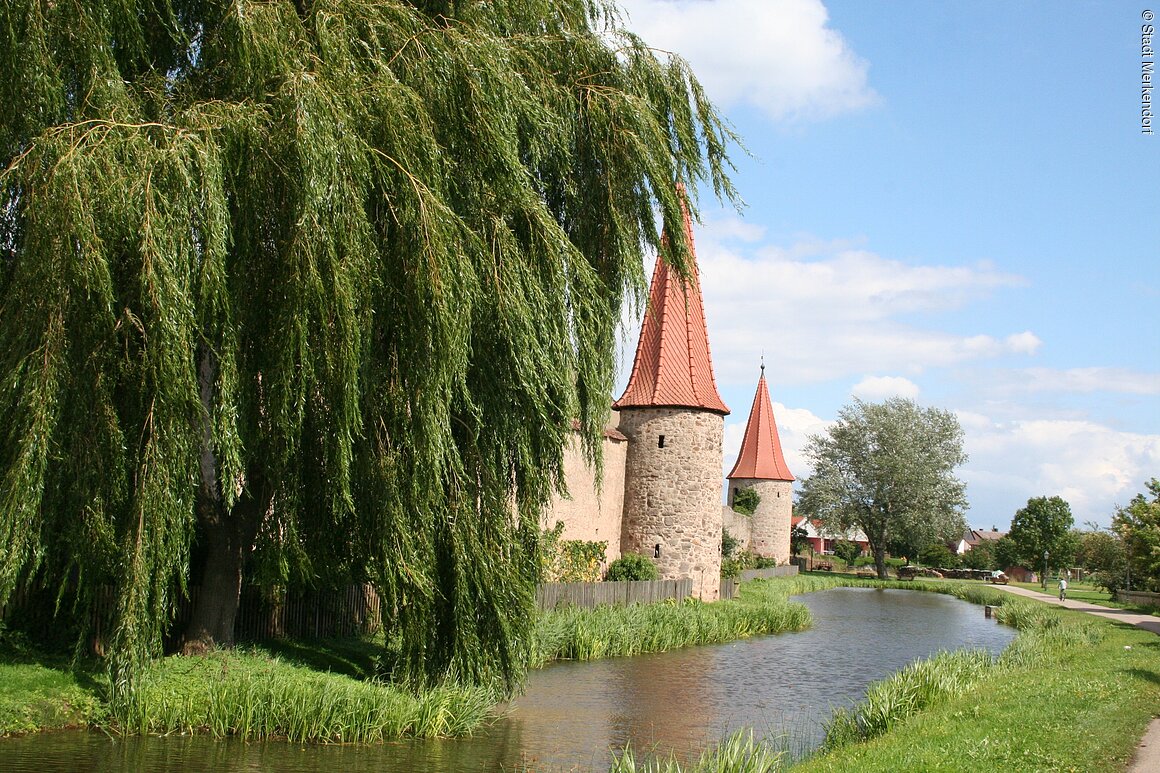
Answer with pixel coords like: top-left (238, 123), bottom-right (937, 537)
top-left (791, 516), bottom-right (870, 556)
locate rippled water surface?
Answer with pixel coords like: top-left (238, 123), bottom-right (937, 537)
top-left (0, 587), bottom-right (1015, 772)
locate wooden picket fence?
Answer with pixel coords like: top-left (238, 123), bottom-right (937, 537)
top-left (535, 578), bottom-right (694, 610)
top-left (6, 573), bottom-right (774, 645)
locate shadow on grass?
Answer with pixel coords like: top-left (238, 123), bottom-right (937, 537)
top-left (1124, 667), bottom-right (1160, 687)
top-left (252, 636), bottom-right (384, 680)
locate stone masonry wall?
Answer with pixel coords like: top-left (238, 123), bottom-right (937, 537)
top-left (721, 505), bottom-right (751, 552)
top-left (541, 432), bottom-right (627, 566)
top-left (728, 478), bottom-right (792, 564)
top-left (617, 407), bottom-right (724, 600)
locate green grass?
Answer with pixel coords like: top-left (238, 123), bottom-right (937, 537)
top-left (1010, 580), bottom-right (1160, 616)
top-left (790, 604), bottom-right (1160, 773)
top-left (598, 576), bottom-right (1160, 773)
top-left (110, 647), bottom-right (497, 742)
top-left (0, 633), bottom-right (107, 736)
top-left (531, 584), bottom-right (812, 665)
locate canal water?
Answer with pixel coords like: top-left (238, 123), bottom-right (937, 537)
top-left (0, 587), bottom-right (1015, 772)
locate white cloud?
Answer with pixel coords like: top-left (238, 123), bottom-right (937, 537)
top-left (960, 414), bottom-right (1160, 528)
top-left (618, 0), bottom-right (878, 123)
top-left (1013, 367), bottom-right (1160, 395)
top-left (691, 220), bottom-right (1031, 386)
top-left (851, 376), bottom-right (921, 401)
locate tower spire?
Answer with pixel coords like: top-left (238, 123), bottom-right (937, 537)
top-left (727, 366), bottom-right (793, 481)
top-left (613, 186), bottom-right (729, 415)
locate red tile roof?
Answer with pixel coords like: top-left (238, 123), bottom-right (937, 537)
top-left (613, 188), bottom-right (729, 415)
top-left (727, 367), bottom-right (794, 481)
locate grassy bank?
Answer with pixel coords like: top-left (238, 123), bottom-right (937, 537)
top-left (531, 580), bottom-right (813, 665)
top-left (7, 573), bottom-right (1158, 763)
top-left (611, 581), bottom-right (1160, 772)
top-left (0, 637), bottom-right (106, 735)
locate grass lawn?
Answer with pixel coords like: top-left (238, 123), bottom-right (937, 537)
top-left (789, 605), bottom-right (1160, 773)
top-left (1009, 580), bottom-right (1160, 617)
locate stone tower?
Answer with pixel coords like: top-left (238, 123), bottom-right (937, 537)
top-left (613, 187), bottom-right (729, 601)
top-left (726, 364), bottom-right (795, 564)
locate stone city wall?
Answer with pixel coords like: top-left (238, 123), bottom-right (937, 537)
top-left (541, 429), bottom-right (627, 566)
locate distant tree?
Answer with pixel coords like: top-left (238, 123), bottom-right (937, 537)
top-left (960, 540), bottom-right (996, 570)
top-left (790, 524), bottom-right (811, 557)
top-left (1077, 529), bottom-right (1129, 594)
top-left (797, 398), bottom-right (968, 579)
top-left (1008, 497), bottom-right (1077, 579)
top-left (919, 543), bottom-right (958, 569)
top-left (732, 488), bottom-right (761, 516)
top-left (1113, 479), bottom-right (1160, 591)
top-left (993, 536), bottom-right (1022, 570)
top-left (833, 540), bottom-right (861, 566)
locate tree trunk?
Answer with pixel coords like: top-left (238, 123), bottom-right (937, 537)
top-left (181, 346), bottom-right (267, 655)
top-left (873, 545), bottom-right (888, 579)
top-left (182, 508), bottom-right (250, 654)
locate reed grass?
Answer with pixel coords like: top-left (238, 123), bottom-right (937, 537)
top-left (609, 729), bottom-right (784, 773)
top-left (110, 649), bottom-right (497, 742)
top-left (821, 648), bottom-right (996, 750)
top-left (531, 585), bottom-right (812, 666)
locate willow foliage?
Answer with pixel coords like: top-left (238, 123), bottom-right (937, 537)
top-left (0, 0), bottom-right (738, 689)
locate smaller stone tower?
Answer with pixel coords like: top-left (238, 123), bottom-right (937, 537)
top-left (614, 186), bottom-right (729, 600)
top-left (726, 363), bottom-right (794, 564)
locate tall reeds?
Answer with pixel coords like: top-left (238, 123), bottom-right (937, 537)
top-left (609, 729), bottom-right (784, 773)
top-left (531, 589), bottom-right (812, 666)
top-left (110, 650), bottom-right (497, 742)
top-left (821, 649), bottom-right (996, 750)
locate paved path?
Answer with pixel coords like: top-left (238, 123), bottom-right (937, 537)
top-left (995, 585), bottom-right (1160, 772)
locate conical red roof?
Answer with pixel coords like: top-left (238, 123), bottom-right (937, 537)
top-left (613, 189), bottom-right (729, 415)
top-left (727, 366), bottom-right (794, 481)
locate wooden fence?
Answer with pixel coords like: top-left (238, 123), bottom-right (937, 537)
top-left (535, 578), bottom-right (694, 610)
top-left (6, 573), bottom-right (781, 644)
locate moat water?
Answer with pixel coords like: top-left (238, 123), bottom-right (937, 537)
top-left (0, 587), bottom-right (1016, 772)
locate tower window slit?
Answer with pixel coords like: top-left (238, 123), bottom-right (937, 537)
top-left (658, 435), bottom-right (666, 448)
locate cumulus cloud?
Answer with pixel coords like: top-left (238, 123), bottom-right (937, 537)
top-left (618, 0), bottom-right (878, 122)
top-left (1011, 367), bottom-right (1160, 395)
top-left (851, 376), bottom-right (921, 401)
top-left (959, 414), bottom-right (1160, 527)
top-left (689, 218), bottom-right (1032, 386)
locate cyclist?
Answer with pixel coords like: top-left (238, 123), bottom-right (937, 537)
top-left (1058, 577), bottom-right (1068, 601)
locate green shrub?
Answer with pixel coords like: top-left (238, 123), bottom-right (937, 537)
top-left (539, 521), bottom-right (607, 582)
top-left (918, 543), bottom-right (958, 568)
top-left (721, 527), bottom-right (740, 558)
top-left (605, 554), bottom-right (659, 582)
top-left (732, 487), bottom-right (761, 515)
top-left (833, 540), bottom-right (861, 566)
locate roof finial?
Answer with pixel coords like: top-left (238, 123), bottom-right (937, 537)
top-left (760, 351), bottom-right (765, 374)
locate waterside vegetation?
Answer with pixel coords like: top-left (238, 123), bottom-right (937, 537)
top-left (4, 575), bottom-right (1159, 773)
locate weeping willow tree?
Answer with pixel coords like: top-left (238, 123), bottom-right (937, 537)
top-left (0, 0), bottom-right (738, 690)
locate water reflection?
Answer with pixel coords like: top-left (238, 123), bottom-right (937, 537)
top-left (0, 587), bottom-right (1015, 772)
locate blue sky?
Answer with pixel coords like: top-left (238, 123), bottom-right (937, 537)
top-left (613, 0), bottom-right (1159, 529)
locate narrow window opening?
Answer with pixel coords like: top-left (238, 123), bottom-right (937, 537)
top-left (658, 435), bottom-right (666, 448)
